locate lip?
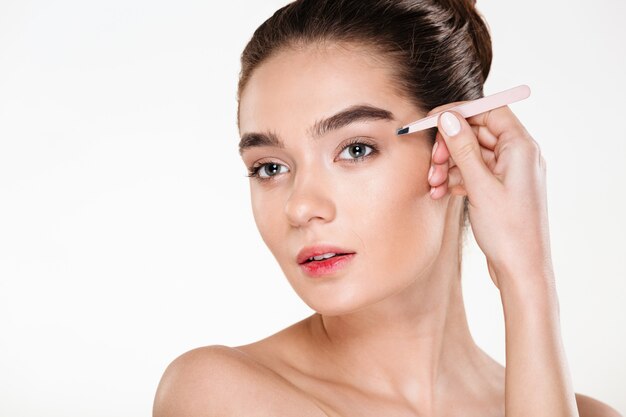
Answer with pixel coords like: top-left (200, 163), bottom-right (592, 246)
top-left (299, 253), bottom-right (356, 277)
top-left (296, 244), bottom-right (356, 265)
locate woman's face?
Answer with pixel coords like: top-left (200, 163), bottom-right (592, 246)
top-left (238, 44), bottom-right (449, 316)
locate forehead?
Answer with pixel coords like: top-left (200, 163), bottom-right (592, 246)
top-left (238, 43), bottom-right (405, 134)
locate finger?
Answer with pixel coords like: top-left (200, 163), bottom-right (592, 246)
top-left (433, 133), bottom-right (456, 167)
top-left (430, 182), bottom-right (449, 199)
top-left (433, 120), bottom-right (497, 163)
top-left (447, 166), bottom-right (466, 196)
top-left (434, 131), bottom-right (495, 169)
top-left (473, 124), bottom-right (498, 151)
top-left (478, 146), bottom-right (496, 172)
top-left (430, 99), bottom-right (527, 142)
top-left (431, 147), bottom-right (497, 200)
top-left (465, 105), bottom-right (530, 143)
top-left (437, 111), bottom-right (500, 200)
top-left (428, 161), bottom-right (449, 187)
top-left (431, 166), bottom-right (466, 198)
top-left (428, 100), bottom-right (529, 152)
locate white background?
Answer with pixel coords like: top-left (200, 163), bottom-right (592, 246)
top-left (1, 0), bottom-right (624, 415)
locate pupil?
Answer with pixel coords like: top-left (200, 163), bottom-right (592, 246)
top-left (265, 164), bottom-right (279, 176)
top-left (350, 144), bottom-right (364, 158)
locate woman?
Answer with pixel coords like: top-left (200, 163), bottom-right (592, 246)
top-left (154, 0), bottom-right (621, 416)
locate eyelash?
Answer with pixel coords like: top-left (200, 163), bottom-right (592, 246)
top-left (246, 138), bottom-right (379, 182)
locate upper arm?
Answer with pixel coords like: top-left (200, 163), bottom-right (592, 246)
top-left (576, 393), bottom-right (623, 417)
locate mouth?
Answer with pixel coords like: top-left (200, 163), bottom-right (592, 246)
top-left (301, 253), bottom-right (352, 264)
top-left (298, 252), bottom-right (356, 277)
top-left (296, 245), bottom-right (356, 265)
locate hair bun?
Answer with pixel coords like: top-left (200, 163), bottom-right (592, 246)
top-left (467, 1), bottom-right (492, 83)
top-left (434, 0), bottom-right (491, 84)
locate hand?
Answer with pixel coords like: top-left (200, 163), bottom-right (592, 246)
top-left (427, 103), bottom-right (554, 292)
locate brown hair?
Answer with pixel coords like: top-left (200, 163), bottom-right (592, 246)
top-left (237, 0), bottom-right (492, 247)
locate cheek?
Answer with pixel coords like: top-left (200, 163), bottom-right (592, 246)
top-left (336, 151), bottom-right (445, 296)
top-left (340, 143), bottom-right (434, 224)
top-left (250, 186), bottom-right (285, 255)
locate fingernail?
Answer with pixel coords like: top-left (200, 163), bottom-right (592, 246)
top-left (428, 165), bottom-right (434, 181)
top-left (430, 186), bottom-right (437, 197)
top-left (431, 141), bottom-right (439, 159)
top-left (441, 112), bottom-right (461, 136)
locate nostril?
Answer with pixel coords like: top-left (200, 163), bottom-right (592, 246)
top-left (284, 192), bottom-right (336, 229)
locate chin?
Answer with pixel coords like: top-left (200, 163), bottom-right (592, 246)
top-left (290, 277), bottom-right (400, 317)
top-left (306, 302), bottom-right (365, 317)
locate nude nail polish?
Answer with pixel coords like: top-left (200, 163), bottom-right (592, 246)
top-left (441, 112), bottom-right (461, 136)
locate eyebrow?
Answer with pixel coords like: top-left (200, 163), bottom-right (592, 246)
top-left (238, 104), bottom-right (395, 156)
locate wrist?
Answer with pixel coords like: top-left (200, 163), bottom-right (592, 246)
top-left (491, 258), bottom-right (555, 291)
top-left (495, 266), bottom-right (560, 316)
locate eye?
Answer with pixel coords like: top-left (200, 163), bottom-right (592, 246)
top-left (337, 139), bottom-right (377, 162)
top-left (247, 162), bottom-right (289, 180)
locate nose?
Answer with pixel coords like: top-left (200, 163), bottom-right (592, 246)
top-left (284, 170), bottom-right (336, 228)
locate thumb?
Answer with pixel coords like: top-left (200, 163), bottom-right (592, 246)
top-left (438, 111), bottom-right (498, 200)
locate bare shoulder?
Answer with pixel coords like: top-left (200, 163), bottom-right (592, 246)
top-left (153, 344), bottom-right (328, 417)
top-left (576, 393), bottom-right (623, 417)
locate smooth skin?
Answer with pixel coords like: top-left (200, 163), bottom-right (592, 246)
top-left (153, 43), bottom-right (622, 417)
